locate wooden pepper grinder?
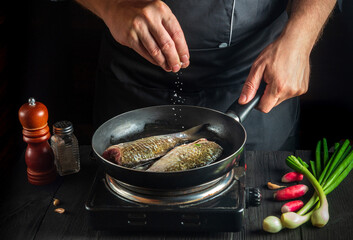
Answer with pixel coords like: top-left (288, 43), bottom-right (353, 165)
top-left (18, 98), bottom-right (57, 185)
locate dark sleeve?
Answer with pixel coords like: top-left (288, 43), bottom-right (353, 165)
top-left (338, 0), bottom-right (343, 11)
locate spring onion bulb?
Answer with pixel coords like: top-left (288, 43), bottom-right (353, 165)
top-left (263, 216), bottom-right (284, 233)
top-left (281, 211), bottom-right (312, 229)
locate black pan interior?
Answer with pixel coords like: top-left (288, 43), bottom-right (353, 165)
top-left (92, 105), bottom-right (247, 188)
top-left (93, 105), bottom-right (246, 166)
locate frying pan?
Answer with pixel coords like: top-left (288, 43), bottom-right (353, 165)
top-left (92, 84), bottom-right (265, 189)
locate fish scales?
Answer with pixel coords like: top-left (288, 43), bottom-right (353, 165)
top-left (147, 138), bottom-right (223, 172)
top-left (103, 135), bottom-right (187, 167)
top-left (102, 124), bottom-right (205, 167)
top-left (120, 136), bottom-right (179, 164)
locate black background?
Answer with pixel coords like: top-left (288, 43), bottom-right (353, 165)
top-left (2, 0), bottom-right (353, 161)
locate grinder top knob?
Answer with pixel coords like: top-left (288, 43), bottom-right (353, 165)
top-left (19, 98), bottom-right (49, 131)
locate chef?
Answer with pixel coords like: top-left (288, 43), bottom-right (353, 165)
top-left (75, 0), bottom-right (336, 150)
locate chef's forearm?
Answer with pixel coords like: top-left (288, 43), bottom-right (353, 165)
top-left (282, 0), bottom-right (337, 54)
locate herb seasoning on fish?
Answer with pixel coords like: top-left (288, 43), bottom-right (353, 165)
top-left (102, 125), bottom-right (204, 167)
top-left (147, 138), bottom-right (223, 172)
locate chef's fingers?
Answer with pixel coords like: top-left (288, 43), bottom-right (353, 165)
top-left (128, 30), bottom-right (155, 64)
top-left (239, 59), bottom-right (266, 105)
top-left (143, 5), bottom-right (183, 73)
top-left (147, 21), bottom-right (181, 72)
top-left (135, 22), bottom-right (171, 71)
top-left (134, 42), bottom-right (160, 67)
top-left (257, 82), bottom-right (279, 113)
top-left (162, 15), bottom-right (190, 68)
top-left (151, 1), bottom-right (184, 72)
top-left (127, 29), bottom-right (160, 66)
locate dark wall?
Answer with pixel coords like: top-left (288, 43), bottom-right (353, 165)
top-left (299, 1), bottom-right (353, 149)
top-left (14, 0), bottom-right (104, 145)
top-left (5, 0), bottom-right (353, 157)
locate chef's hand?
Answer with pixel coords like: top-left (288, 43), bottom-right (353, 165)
top-left (238, 34), bottom-right (310, 113)
top-left (103, 0), bottom-right (189, 72)
top-left (238, 0), bottom-right (336, 113)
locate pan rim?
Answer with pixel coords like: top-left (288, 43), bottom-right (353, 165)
top-left (92, 104), bottom-right (247, 174)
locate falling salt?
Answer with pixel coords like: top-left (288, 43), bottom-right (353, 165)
top-left (169, 71), bottom-right (187, 128)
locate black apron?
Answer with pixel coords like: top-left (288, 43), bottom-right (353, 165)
top-left (93, 0), bottom-right (299, 150)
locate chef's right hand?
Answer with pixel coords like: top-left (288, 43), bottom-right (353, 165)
top-left (103, 0), bottom-right (190, 72)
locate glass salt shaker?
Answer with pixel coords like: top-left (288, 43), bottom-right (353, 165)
top-left (50, 121), bottom-right (80, 176)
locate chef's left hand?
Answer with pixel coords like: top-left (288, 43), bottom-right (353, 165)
top-left (238, 33), bottom-right (310, 113)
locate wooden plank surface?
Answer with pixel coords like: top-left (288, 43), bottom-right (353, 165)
top-left (0, 154), bottom-right (62, 239)
top-left (1, 146), bottom-right (353, 239)
top-left (242, 151), bottom-right (304, 240)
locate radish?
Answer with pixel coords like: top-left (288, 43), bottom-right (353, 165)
top-left (281, 200), bottom-right (304, 213)
top-left (281, 172), bottom-right (304, 182)
top-left (273, 184), bottom-right (308, 201)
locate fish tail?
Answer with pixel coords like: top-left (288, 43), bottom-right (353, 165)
top-left (178, 124), bottom-right (209, 141)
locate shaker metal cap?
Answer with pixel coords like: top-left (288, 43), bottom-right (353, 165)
top-left (53, 121), bottom-right (74, 135)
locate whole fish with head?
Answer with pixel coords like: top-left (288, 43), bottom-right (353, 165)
top-left (102, 125), bottom-right (205, 167)
top-left (146, 138), bottom-right (223, 172)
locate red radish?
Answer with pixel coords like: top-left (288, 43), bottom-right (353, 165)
top-left (281, 200), bottom-right (304, 213)
top-left (273, 184), bottom-right (308, 201)
top-left (281, 172), bottom-right (304, 183)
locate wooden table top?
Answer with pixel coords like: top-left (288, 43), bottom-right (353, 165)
top-left (1, 146), bottom-right (352, 239)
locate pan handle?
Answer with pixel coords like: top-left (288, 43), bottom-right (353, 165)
top-left (226, 81), bottom-right (267, 123)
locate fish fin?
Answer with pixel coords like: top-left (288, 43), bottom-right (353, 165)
top-left (193, 138), bottom-right (208, 144)
top-left (180, 124), bottom-right (209, 140)
top-left (133, 159), bottom-right (156, 170)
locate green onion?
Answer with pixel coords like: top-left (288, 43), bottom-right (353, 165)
top-left (263, 138), bottom-right (353, 233)
top-left (323, 138), bottom-right (329, 166)
top-left (333, 145), bottom-right (352, 172)
top-left (318, 141), bottom-right (344, 185)
top-left (320, 139), bottom-right (350, 185)
top-left (263, 216), bottom-right (284, 233)
top-left (316, 140), bottom-right (322, 177)
top-left (310, 160), bottom-right (317, 178)
top-left (323, 150), bottom-right (353, 189)
top-left (285, 155), bottom-right (329, 227)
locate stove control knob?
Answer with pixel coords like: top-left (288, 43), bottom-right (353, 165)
top-left (246, 187), bottom-right (262, 208)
